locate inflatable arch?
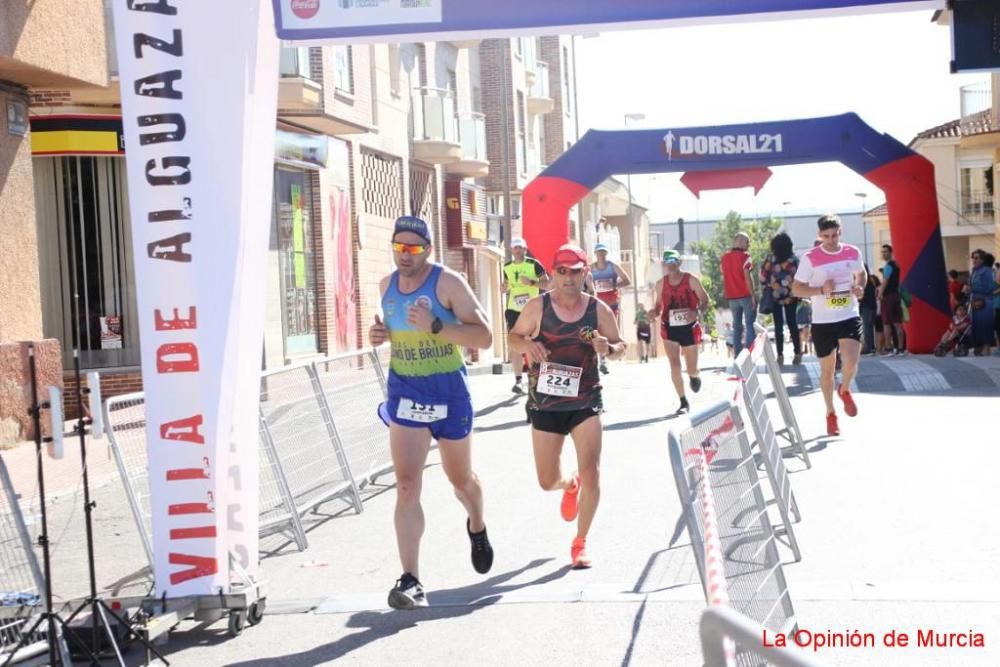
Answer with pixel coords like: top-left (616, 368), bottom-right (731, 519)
top-left (523, 113), bottom-right (948, 353)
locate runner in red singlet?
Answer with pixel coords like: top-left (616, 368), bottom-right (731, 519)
top-left (652, 250), bottom-right (710, 414)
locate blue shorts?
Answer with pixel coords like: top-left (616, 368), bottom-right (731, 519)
top-left (378, 396), bottom-right (474, 441)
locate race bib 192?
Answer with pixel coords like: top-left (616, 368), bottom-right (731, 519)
top-left (396, 399), bottom-right (448, 423)
top-left (669, 308), bottom-right (695, 326)
top-left (593, 278), bottom-right (615, 293)
top-left (537, 362), bottom-right (582, 398)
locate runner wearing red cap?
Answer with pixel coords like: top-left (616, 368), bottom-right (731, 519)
top-left (508, 243), bottom-right (626, 569)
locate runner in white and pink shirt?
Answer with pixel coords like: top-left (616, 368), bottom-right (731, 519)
top-left (792, 215), bottom-right (867, 437)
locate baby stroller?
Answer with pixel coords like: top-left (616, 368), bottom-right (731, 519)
top-left (934, 321), bottom-right (971, 357)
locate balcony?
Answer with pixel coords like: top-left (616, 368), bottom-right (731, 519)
top-left (411, 87), bottom-right (461, 165)
top-left (526, 61), bottom-right (554, 115)
top-left (446, 112), bottom-right (490, 178)
top-left (448, 38), bottom-right (482, 49)
top-left (960, 189), bottom-right (995, 220)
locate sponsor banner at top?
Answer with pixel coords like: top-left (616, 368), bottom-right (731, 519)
top-left (282, 0), bottom-right (442, 31)
top-left (273, 0), bottom-right (942, 42)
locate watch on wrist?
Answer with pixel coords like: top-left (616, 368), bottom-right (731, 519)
top-left (431, 316), bottom-right (444, 334)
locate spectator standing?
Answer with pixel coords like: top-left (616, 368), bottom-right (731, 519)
top-left (860, 266), bottom-right (880, 355)
top-left (877, 244), bottom-right (907, 355)
top-left (968, 249), bottom-right (997, 356)
top-left (760, 232), bottom-right (802, 365)
top-left (721, 232), bottom-right (756, 357)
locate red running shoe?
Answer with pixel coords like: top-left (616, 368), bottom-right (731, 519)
top-left (837, 385), bottom-right (858, 417)
top-left (826, 413), bottom-right (840, 437)
top-left (560, 474), bottom-right (580, 522)
top-left (571, 537), bottom-right (592, 569)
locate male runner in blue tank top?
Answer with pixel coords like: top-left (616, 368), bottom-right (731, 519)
top-left (509, 244), bottom-right (627, 569)
top-left (370, 216), bottom-right (495, 609)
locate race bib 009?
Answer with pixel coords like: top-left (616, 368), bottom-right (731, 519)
top-left (825, 292), bottom-right (851, 310)
top-left (396, 399), bottom-right (448, 423)
top-left (537, 362), bottom-right (582, 398)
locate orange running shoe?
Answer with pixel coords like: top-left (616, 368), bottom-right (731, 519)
top-left (826, 413), bottom-right (840, 437)
top-left (837, 385), bottom-right (858, 417)
top-left (571, 537), bottom-right (591, 569)
top-left (560, 474), bottom-right (580, 522)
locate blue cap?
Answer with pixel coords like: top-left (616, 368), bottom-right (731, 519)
top-left (393, 215), bottom-right (431, 243)
top-left (594, 243), bottom-right (609, 252)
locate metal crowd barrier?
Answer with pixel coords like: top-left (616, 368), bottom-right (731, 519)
top-left (104, 347), bottom-right (391, 571)
top-left (0, 455), bottom-right (71, 666)
top-left (701, 606), bottom-right (822, 667)
top-left (754, 325), bottom-right (810, 468)
top-left (668, 400), bottom-right (798, 642)
top-left (734, 349), bottom-right (803, 562)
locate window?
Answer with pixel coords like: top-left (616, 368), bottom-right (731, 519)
top-left (388, 44), bottom-right (402, 96)
top-left (332, 45), bottom-right (354, 94)
top-left (280, 47), bottom-right (311, 78)
top-left (272, 168), bottom-right (319, 357)
top-left (472, 86), bottom-right (482, 113)
top-left (959, 162), bottom-right (994, 220)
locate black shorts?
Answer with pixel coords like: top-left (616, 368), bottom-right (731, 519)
top-left (637, 326), bottom-right (652, 342)
top-left (811, 317), bottom-right (862, 358)
top-left (528, 407), bottom-right (601, 435)
top-left (505, 309), bottom-right (521, 332)
top-left (661, 322), bottom-right (697, 347)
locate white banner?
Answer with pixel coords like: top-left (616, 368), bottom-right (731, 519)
top-left (111, 0), bottom-right (278, 596)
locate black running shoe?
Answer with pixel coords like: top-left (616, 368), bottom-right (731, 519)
top-left (467, 519), bottom-right (494, 574)
top-left (388, 573), bottom-right (427, 609)
top-left (599, 362), bottom-right (609, 375)
top-left (677, 396), bottom-right (690, 414)
top-left (511, 379), bottom-right (524, 395)
top-left (689, 376), bottom-right (702, 393)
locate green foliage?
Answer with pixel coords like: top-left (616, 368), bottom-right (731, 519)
top-left (691, 211), bottom-right (783, 308)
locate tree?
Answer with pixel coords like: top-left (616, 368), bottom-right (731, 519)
top-left (690, 211), bottom-right (783, 308)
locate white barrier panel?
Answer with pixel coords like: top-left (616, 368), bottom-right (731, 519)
top-left (110, 0), bottom-right (279, 595)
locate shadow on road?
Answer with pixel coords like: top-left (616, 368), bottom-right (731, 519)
top-left (220, 559), bottom-right (568, 666)
top-left (603, 413), bottom-right (683, 431)
top-left (474, 395), bottom-right (522, 419)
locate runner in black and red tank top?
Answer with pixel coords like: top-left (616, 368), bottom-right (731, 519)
top-left (509, 243), bottom-right (626, 570)
top-left (653, 250), bottom-right (711, 414)
top-left (526, 293), bottom-right (603, 413)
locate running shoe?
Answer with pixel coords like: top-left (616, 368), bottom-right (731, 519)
top-left (511, 379), bottom-right (524, 395)
top-left (560, 474), bottom-right (580, 522)
top-left (677, 396), bottom-right (690, 414)
top-left (897, 349), bottom-right (907, 356)
top-left (792, 353), bottom-right (803, 364)
top-left (599, 362), bottom-right (609, 375)
top-left (388, 573), bottom-right (427, 609)
top-left (689, 376), bottom-right (702, 393)
top-left (837, 385), bottom-right (858, 417)
top-left (776, 355), bottom-right (784, 366)
top-left (826, 413), bottom-right (840, 437)
top-left (571, 537), bottom-right (592, 569)
top-left (467, 519), bottom-right (494, 574)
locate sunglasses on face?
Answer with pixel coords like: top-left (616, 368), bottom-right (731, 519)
top-left (392, 242), bottom-right (428, 255)
top-left (556, 267), bottom-right (584, 276)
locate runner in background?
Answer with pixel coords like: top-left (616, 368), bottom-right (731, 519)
top-left (371, 216), bottom-right (495, 609)
top-left (653, 249), bottom-right (710, 414)
top-left (509, 243), bottom-right (626, 569)
top-left (590, 243), bottom-right (632, 374)
top-left (635, 305), bottom-right (652, 362)
top-left (502, 238), bottom-right (549, 394)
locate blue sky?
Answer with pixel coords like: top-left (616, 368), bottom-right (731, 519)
top-left (574, 7), bottom-right (985, 222)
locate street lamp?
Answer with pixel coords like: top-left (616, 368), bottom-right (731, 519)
top-left (855, 192), bottom-right (869, 266)
top-left (624, 112), bottom-right (645, 317)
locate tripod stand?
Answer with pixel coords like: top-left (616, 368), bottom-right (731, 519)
top-left (54, 349), bottom-right (168, 666)
top-left (1, 344), bottom-right (96, 667)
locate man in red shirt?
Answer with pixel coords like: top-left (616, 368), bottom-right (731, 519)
top-left (721, 232), bottom-right (757, 356)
